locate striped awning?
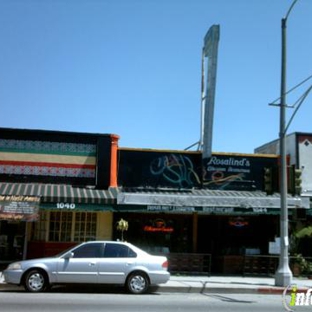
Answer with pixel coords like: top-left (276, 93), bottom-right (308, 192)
top-left (0, 183), bottom-right (117, 205)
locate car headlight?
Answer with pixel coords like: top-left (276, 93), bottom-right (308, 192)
top-left (7, 262), bottom-right (22, 270)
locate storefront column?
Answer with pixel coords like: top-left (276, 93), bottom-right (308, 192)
top-left (192, 212), bottom-right (198, 253)
top-left (109, 134), bottom-right (120, 188)
top-left (22, 223), bottom-right (29, 260)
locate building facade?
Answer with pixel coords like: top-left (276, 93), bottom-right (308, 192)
top-left (116, 147), bottom-right (309, 274)
top-left (0, 128), bottom-right (119, 263)
top-left (255, 132), bottom-right (312, 199)
top-left (0, 127), bottom-right (310, 275)
top-left (255, 132), bottom-right (312, 259)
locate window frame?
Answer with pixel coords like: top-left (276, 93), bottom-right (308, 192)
top-left (72, 242), bottom-right (104, 258)
top-left (33, 211), bottom-right (98, 243)
top-left (103, 243), bottom-right (137, 258)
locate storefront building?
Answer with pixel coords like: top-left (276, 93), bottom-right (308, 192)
top-left (1, 127), bottom-right (310, 275)
top-left (116, 148), bottom-right (309, 274)
top-left (0, 128), bottom-right (119, 265)
top-left (255, 132), bottom-right (312, 258)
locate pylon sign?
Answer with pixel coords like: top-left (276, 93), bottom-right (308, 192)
top-left (201, 25), bottom-right (220, 159)
top-left (264, 167), bottom-right (273, 194)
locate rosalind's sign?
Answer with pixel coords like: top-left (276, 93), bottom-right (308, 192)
top-left (0, 195), bottom-right (40, 221)
top-left (203, 155), bottom-right (278, 191)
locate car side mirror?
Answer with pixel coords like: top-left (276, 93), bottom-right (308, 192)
top-left (63, 251), bottom-right (74, 259)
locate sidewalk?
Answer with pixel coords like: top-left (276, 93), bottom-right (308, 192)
top-left (1, 271), bottom-right (312, 294)
top-left (160, 275), bottom-right (312, 294)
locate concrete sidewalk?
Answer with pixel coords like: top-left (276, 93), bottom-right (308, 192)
top-left (1, 271), bottom-right (312, 294)
top-left (159, 275), bottom-right (312, 294)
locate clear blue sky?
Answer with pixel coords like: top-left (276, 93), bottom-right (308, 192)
top-left (1, 0), bottom-right (312, 153)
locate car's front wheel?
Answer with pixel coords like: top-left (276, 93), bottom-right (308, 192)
top-left (23, 269), bottom-right (49, 292)
top-left (126, 272), bottom-right (149, 294)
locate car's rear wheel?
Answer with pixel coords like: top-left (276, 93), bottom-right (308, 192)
top-left (126, 272), bottom-right (149, 294)
top-left (24, 269), bottom-right (49, 292)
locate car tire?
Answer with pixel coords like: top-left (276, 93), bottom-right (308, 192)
top-left (24, 269), bottom-right (49, 292)
top-left (126, 272), bottom-right (149, 294)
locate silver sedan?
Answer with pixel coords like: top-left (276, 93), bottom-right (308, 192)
top-left (3, 241), bottom-right (170, 294)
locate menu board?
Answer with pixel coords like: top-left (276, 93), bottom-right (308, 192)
top-left (0, 195), bottom-right (40, 221)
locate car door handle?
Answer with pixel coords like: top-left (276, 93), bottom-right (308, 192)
top-left (126, 261), bottom-right (134, 266)
top-left (89, 262), bottom-right (96, 266)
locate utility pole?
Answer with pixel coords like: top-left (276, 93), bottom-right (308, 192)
top-left (275, 0), bottom-right (299, 287)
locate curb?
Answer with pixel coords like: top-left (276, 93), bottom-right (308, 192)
top-left (0, 282), bottom-right (285, 294)
top-left (0, 284), bottom-right (279, 294)
top-left (0, 283), bottom-right (21, 291)
top-left (157, 285), bottom-right (286, 294)
top-left (0, 283), bottom-right (306, 295)
top-left (157, 284), bottom-right (312, 295)
top-left (157, 286), bottom-right (259, 294)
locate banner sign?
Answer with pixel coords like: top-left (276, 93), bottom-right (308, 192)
top-left (203, 155), bottom-right (278, 191)
top-left (0, 195), bottom-right (40, 221)
top-left (119, 150), bottom-right (279, 191)
top-left (118, 150), bottom-right (202, 189)
top-left (118, 205), bottom-right (286, 215)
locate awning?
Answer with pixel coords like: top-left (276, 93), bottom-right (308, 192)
top-left (117, 189), bottom-right (310, 210)
top-left (0, 183), bottom-right (117, 205)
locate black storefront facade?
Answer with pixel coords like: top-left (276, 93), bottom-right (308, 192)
top-left (116, 148), bottom-right (310, 274)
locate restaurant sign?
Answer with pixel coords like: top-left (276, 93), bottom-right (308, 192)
top-left (203, 155), bottom-right (278, 191)
top-left (127, 205), bottom-right (284, 215)
top-left (0, 195), bottom-right (40, 221)
top-left (202, 207), bottom-right (281, 215)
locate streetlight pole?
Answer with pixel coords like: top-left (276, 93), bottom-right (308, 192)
top-left (275, 0), bottom-right (299, 287)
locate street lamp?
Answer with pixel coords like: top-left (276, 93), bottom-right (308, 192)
top-left (275, 0), bottom-right (299, 287)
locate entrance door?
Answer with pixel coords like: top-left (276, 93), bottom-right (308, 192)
top-left (0, 221), bottom-right (26, 261)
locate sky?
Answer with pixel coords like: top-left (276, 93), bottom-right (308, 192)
top-left (0, 0), bottom-right (312, 154)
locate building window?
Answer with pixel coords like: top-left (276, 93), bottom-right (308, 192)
top-left (49, 211), bottom-right (73, 242)
top-left (33, 211), bottom-right (98, 242)
top-left (74, 212), bottom-right (97, 242)
top-left (33, 211), bottom-right (48, 241)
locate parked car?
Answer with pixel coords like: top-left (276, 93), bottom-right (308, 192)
top-left (3, 241), bottom-right (170, 294)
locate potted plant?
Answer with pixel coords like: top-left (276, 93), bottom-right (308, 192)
top-left (289, 225), bottom-right (312, 276)
top-left (116, 218), bottom-right (128, 242)
top-left (301, 258), bottom-right (312, 278)
top-left (291, 253), bottom-right (308, 276)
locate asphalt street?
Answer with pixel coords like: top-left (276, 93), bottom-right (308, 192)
top-left (0, 292), bottom-right (292, 312)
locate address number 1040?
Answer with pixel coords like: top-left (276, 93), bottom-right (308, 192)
top-left (56, 203), bottom-right (76, 209)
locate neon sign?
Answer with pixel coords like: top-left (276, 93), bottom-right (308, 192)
top-left (228, 217), bottom-right (249, 228)
top-left (143, 219), bottom-right (174, 233)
